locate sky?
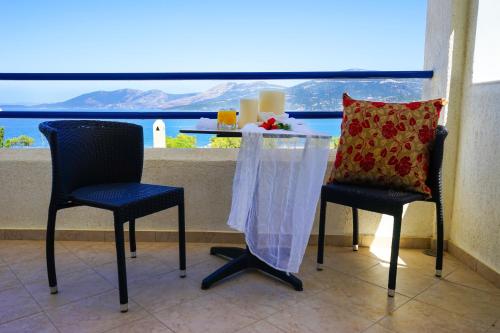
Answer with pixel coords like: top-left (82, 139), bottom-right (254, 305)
top-left (0, 0), bottom-right (427, 104)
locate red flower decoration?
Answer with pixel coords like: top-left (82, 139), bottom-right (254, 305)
top-left (395, 156), bottom-right (412, 176)
top-left (418, 125), bottom-right (434, 144)
top-left (359, 153), bottom-right (375, 172)
top-left (362, 119), bottom-right (371, 128)
top-left (347, 146), bottom-right (353, 154)
top-left (348, 119), bottom-right (363, 136)
top-left (409, 117), bottom-right (416, 126)
top-left (381, 121), bottom-right (398, 139)
top-left (388, 156), bottom-right (398, 165)
top-left (371, 101), bottom-right (386, 108)
top-left (373, 114), bottom-right (380, 123)
top-left (433, 100), bottom-right (444, 114)
top-left (343, 93), bottom-right (355, 107)
top-left (334, 152), bottom-right (343, 169)
top-left (380, 148), bottom-right (388, 157)
top-left (406, 102), bottom-right (422, 110)
top-left (404, 142), bottom-right (412, 150)
top-left (396, 122), bottom-right (406, 131)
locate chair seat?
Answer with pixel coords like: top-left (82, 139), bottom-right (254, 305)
top-left (323, 183), bottom-right (427, 215)
top-left (71, 183), bottom-right (183, 219)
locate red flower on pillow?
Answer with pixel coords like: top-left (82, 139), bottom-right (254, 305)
top-left (348, 119), bottom-right (363, 136)
top-left (334, 152), bottom-right (343, 169)
top-left (371, 101), bottom-right (386, 108)
top-left (382, 121), bottom-right (398, 139)
top-left (418, 125), bottom-right (434, 144)
top-left (406, 102), bottom-right (422, 110)
top-left (395, 156), bottom-right (412, 176)
top-left (359, 153), bottom-right (375, 172)
top-left (343, 94), bottom-right (355, 107)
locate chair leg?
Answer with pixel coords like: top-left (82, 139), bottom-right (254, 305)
top-left (352, 207), bottom-right (359, 251)
top-left (113, 214), bottom-right (128, 312)
top-left (388, 210), bottom-right (402, 297)
top-left (435, 198), bottom-right (444, 277)
top-left (178, 202), bottom-right (186, 278)
top-left (129, 219), bottom-right (136, 258)
top-left (46, 205), bottom-right (58, 294)
top-left (317, 191), bottom-right (326, 271)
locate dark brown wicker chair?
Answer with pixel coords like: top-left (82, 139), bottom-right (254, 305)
top-left (317, 125), bottom-right (447, 296)
top-left (39, 120), bottom-right (186, 312)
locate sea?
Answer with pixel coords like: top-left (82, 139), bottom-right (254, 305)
top-left (0, 111), bottom-right (342, 148)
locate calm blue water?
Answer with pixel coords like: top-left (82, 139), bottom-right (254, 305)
top-left (0, 116), bottom-right (341, 148)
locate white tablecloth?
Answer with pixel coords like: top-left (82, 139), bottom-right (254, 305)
top-left (227, 127), bottom-right (331, 273)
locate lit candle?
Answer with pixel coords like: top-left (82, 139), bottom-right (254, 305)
top-left (238, 99), bottom-right (259, 128)
top-left (259, 90), bottom-right (285, 115)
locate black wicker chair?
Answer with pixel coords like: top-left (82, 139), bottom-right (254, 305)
top-left (39, 120), bottom-right (186, 312)
top-left (317, 125), bottom-right (447, 297)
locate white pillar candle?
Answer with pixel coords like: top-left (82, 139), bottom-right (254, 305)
top-left (259, 90), bottom-right (285, 115)
top-left (238, 98), bottom-right (259, 128)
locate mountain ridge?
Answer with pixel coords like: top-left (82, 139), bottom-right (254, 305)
top-left (2, 78), bottom-right (423, 111)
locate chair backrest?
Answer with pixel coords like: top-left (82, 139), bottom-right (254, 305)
top-left (40, 120), bottom-right (144, 204)
top-left (426, 125), bottom-right (448, 201)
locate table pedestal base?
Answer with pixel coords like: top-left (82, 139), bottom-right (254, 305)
top-left (201, 246), bottom-right (303, 291)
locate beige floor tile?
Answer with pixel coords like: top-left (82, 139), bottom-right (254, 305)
top-left (9, 251), bottom-right (89, 284)
top-left (486, 322), bottom-right (500, 333)
top-left (0, 265), bottom-right (21, 292)
top-left (94, 254), bottom-right (176, 287)
top-left (314, 275), bottom-right (410, 323)
top-left (316, 250), bottom-right (380, 275)
top-left (445, 267), bottom-right (500, 295)
top-left (211, 270), bottom-right (319, 318)
top-left (265, 296), bottom-right (375, 333)
top-left (362, 324), bottom-right (395, 333)
top-left (416, 280), bottom-right (500, 325)
top-left (353, 248), bottom-right (463, 278)
top-left (378, 299), bottom-right (489, 333)
top-left (142, 242), bottom-right (215, 268)
top-left (235, 320), bottom-right (285, 333)
top-left (0, 240), bottom-right (67, 265)
top-left (46, 290), bottom-right (148, 333)
top-left (25, 268), bottom-right (114, 310)
top-left (153, 293), bottom-right (261, 333)
top-left (184, 255), bottom-right (229, 283)
top-left (0, 313), bottom-right (58, 333)
top-left (0, 286), bottom-right (41, 325)
top-left (357, 263), bottom-right (440, 297)
top-left (129, 269), bottom-right (204, 314)
top-left (62, 241), bottom-right (118, 267)
top-left (106, 315), bottom-right (173, 333)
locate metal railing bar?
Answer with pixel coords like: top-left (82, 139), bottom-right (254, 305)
top-left (0, 71), bottom-right (433, 81)
top-left (0, 111), bottom-right (343, 119)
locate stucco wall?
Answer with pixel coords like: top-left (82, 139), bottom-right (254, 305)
top-left (449, 0), bottom-right (500, 273)
top-left (422, 0), bottom-right (470, 240)
top-left (0, 148), bottom-right (435, 240)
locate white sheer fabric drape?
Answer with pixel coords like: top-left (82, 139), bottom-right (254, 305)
top-left (228, 130), bottom-right (331, 273)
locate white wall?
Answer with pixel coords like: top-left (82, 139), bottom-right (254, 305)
top-left (450, 0), bottom-right (500, 273)
top-left (0, 149), bottom-right (435, 242)
top-left (424, 0), bottom-right (500, 273)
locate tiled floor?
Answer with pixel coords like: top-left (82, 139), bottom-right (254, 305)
top-left (0, 240), bottom-right (499, 333)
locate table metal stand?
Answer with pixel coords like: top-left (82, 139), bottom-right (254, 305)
top-left (201, 245), bottom-right (303, 291)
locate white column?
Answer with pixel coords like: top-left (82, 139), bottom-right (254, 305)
top-left (153, 119), bottom-right (166, 148)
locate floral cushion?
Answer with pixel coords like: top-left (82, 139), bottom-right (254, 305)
top-left (329, 93), bottom-right (445, 196)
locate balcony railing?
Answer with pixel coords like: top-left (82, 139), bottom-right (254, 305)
top-left (0, 70), bottom-right (432, 120)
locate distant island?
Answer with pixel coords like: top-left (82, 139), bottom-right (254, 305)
top-left (1, 78), bottom-right (422, 111)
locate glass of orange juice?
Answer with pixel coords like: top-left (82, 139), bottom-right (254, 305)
top-left (217, 108), bottom-right (237, 130)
